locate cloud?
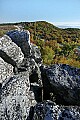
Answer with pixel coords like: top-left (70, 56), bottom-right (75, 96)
top-left (53, 22), bottom-right (80, 26)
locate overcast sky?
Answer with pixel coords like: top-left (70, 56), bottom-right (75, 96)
top-left (0, 0), bottom-right (80, 26)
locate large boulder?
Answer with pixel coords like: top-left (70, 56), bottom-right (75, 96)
top-left (41, 64), bottom-right (80, 105)
top-left (7, 30), bottom-right (30, 57)
top-left (0, 71), bottom-right (36, 120)
top-left (0, 35), bottom-right (24, 67)
top-left (7, 30), bottom-right (42, 64)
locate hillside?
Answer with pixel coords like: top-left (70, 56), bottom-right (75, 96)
top-left (24, 21), bottom-right (80, 43)
top-left (1, 21), bottom-right (80, 42)
top-left (0, 21), bottom-right (80, 67)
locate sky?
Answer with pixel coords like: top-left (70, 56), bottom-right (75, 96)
top-left (0, 0), bottom-right (80, 27)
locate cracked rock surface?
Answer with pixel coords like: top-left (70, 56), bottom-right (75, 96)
top-left (41, 64), bottom-right (80, 105)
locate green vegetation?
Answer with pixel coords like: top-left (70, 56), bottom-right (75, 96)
top-left (0, 21), bottom-right (80, 68)
top-left (0, 25), bottom-right (16, 37)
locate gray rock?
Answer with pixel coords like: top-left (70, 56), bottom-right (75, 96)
top-left (31, 43), bottom-right (42, 66)
top-left (29, 58), bottom-right (42, 86)
top-left (0, 57), bottom-right (13, 84)
top-left (32, 100), bottom-right (80, 120)
top-left (20, 58), bottom-right (43, 102)
top-left (41, 64), bottom-right (80, 105)
top-left (6, 30), bottom-right (43, 87)
top-left (0, 71), bottom-right (36, 120)
top-left (0, 35), bottom-right (24, 67)
top-left (20, 57), bottom-right (43, 87)
top-left (0, 50), bottom-right (16, 67)
top-left (58, 109), bottom-right (75, 120)
top-left (7, 30), bottom-right (42, 65)
top-left (0, 30), bottom-right (43, 119)
top-left (33, 100), bottom-right (60, 120)
top-left (7, 30), bottom-right (30, 57)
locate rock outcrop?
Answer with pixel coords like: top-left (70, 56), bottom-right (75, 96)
top-left (7, 29), bottom-right (43, 86)
top-left (41, 64), bottom-right (80, 105)
top-left (0, 30), bottom-right (43, 119)
top-left (0, 35), bottom-right (24, 83)
top-left (0, 29), bottom-right (80, 119)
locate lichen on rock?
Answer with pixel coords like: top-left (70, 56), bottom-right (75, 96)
top-left (0, 72), bottom-right (36, 120)
top-left (41, 64), bottom-right (80, 105)
top-left (0, 35), bottom-right (24, 67)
